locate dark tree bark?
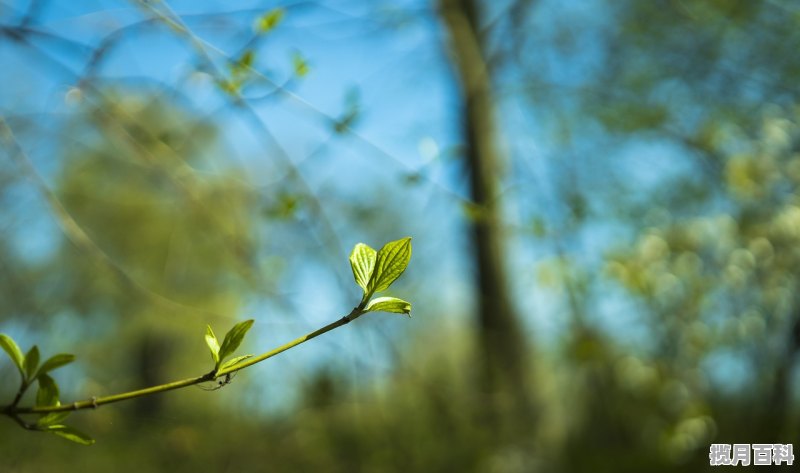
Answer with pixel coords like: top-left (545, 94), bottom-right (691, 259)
top-left (133, 331), bottom-right (172, 417)
top-left (762, 308), bottom-right (800, 441)
top-left (439, 0), bottom-right (533, 427)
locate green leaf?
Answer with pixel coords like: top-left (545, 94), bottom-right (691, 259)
top-left (239, 50), bottom-right (254, 69)
top-left (292, 52), bottom-right (309, 77)
top-left (36, 377), bottom-right (70, 429)
top-left (45, 425), bottom-right (95, 445)
top-left (24, 345), bottom-right (39, 381)
top-left (256, 8), bottom-right (284, 33)
top-left (37, 411), bottom-right (70, 428)
top-left (365, 297), bottom-right (412, 316)
top-left (37, 354), bottom-right (75, 376)
top-left (218, 319), bottom-right (255, 362)
top-left (36, 373), bottom-right (60, 407)
top-left (217, 79), bottom-right (242, 96)
top-left (0, 333), bottom-right (25, 376)
top-left (220, 354), bottom-right (253, 371)
top-left (205, 325), bottom-right (220, 365)
top-left (349, 243), bottom-right (377, 293)
top-left (368, 237), bottom-right (412, 294)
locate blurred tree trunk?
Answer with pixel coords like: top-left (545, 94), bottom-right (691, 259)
top-left (439, 0), bottom-right (533, 427)
top-left (763, 309), bottom-right (800, 440)
top-left (133, 331), bottom-right (173, 417)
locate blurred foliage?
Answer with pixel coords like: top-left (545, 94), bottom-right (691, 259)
top-left (2, 0), bottom-right (800, 472)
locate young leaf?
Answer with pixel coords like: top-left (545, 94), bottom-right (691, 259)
top-left (292, 52), bottom-right (309, 77)
top-left (36, 373), bottom-right (60, 407)
top-left (37, 411), bottom-right (71, 428)
top-left (349, 243), bottom-right (377, 293)
top-left (36, 374), bottom-right (70, 428)
top-left (205, 325), bottom-right (220, 365)
top-left (365, 297), bottom-right (412, 316)
top-left (45, 425), bottom-right (95, 445)
top-left (0, 333), bottom-right (25, 376)
top-left (239, 50), bottom-right (254, 69)
top-left (220, 354), bottom-right (253, 371)
top-left (256, 8), bottom-right (284, 33)
top-left (368, 237), bottom-right (412, 294)
top-left (24, 345), bottom-right (40, 381)
top-left (37, 354), bottom-right (75, 376)
top-left (218, 319), bottom-right (255, 362)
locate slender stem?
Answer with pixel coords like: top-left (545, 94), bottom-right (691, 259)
top-left (10, 380), bottom-right (30, 408)
top-left (216, 314), bottom-right (352, 376)
top-left (3, 311), bottom-right (358, 415)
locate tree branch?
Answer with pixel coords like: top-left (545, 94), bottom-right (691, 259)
top-left (2, 310), bottom-right (356, 416)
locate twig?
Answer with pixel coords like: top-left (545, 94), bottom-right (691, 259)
top-left (3, 310), bottom-right (357, 416)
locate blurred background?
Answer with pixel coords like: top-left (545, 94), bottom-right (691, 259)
top-left (1, 0), bottom-right (799, 471)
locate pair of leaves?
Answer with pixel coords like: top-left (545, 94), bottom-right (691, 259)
top-left (33, 374), bottom-right (91, 444)
top-left (349, 237), bottom-right (412, 315)
top-left (0, 334), bottom-right (75, 383)
top-left (0, 333), bottom-right (93, 445)
top-left (205, 320), bottom-right (254, 372)
top-left (33, 369), bottom-right (93, 445)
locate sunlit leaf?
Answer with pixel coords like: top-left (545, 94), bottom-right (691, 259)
top-left (349, 243), bottom-right (377, 294)
top-left (368, 237), bottom-right (412, 293)
top-left (0, 333), bottom-right (25, 376)
top-left (37, 354), bottom-right (75, 376)
top-left (36, 373), bottom-right (60, 407)
top-left (45, 425), bottom-right (95, 445)
top-left (205, 325), bottom-right (220, 365)
top-left (220, 354), bottom-right (253, 371)
top-left (256, 8), bottom-right (284, 33)
top-left (36, 411), bottom-right (70, 428)
top-left (36, 375), bottom-right (69, 429)
top-left (24, 345), bottom-right (40, 381)
top-left (365, 297), bottom-right (412, 316)
top-left (219, 319), bottom-right (255, 362)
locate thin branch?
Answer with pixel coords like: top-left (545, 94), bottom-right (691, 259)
top-left (3, 309), bottom-right (357, 416)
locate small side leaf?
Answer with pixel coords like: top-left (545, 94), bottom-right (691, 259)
top-left (36, 371), bottom-right (69, 428)
top-left (24, 345), bottom-right (40, 381)
top-left (36, 373), bottom-right (60, 407)
top-left (205, 325), bottom-right (220, 365)
top-left (37, 354), bottom-right (75, 376)
top-left (365, 297), bottom-right (412, 316)
top-left (220, 354), bottom-right (253, 371)
top-left (37, 411), bottom-right (71, 428)
top-left (349, 243), bottom-right (377, 293)
top-left (368, 237), bottom-right (412, 293)
top-left (219, 320), bottom-right (255, 362)
top-left (0, 333), bottom-right (25, 376)
top-left (45, 425), bottom-right (95, 445)
top-left (256, 8), bottom-right (284, 33)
